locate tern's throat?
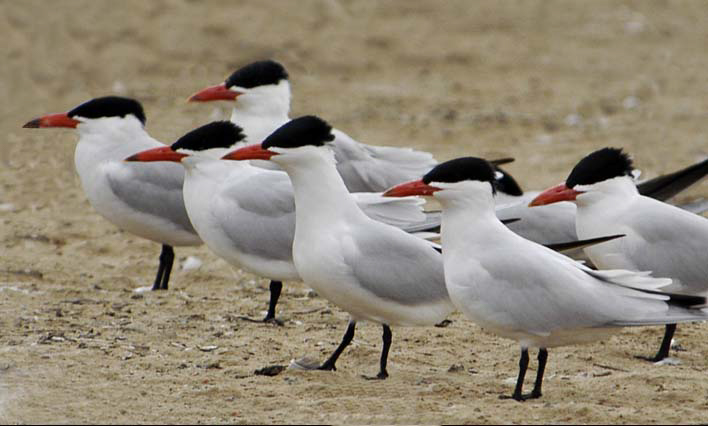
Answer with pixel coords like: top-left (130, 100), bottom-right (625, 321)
top-left (437, 186), bottom-right (503, 253)
top-left (230, 82), bottom-right (291, 141)
top-left (275, 148), bottom-right (362, 228)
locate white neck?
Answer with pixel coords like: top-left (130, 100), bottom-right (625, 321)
top-left (575, 176), bottom-right (639, 208)
top-left (435, 182), bottom-right (506, 256)
top-left (74, 116), bottom-right (159, 170)
top-left (230, 81), bottom-right (291, 143)
top-left (273, 146), bottom-right (364, 229)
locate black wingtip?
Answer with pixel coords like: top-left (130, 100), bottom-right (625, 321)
top-left (637, 158), bottom-right (708, 201)
top-left (489, 157), bottom-right (515, 166)
top-left (639, 289), bottom-right (708, 309)
top-left (544, 234), bottom-right (625, 252)
top-left (501, 217), bottom-right (521, 225)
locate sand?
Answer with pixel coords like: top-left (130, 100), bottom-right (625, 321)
top-left (1, 0), bottom-right (707, 423)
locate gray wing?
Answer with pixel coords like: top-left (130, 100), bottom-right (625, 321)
top-left (213, 171), bottom-right (295, 262)
top-left (496, 199), bottom-right (578, 245)
top-left (331, 129), bottom-right (437, 193)
top-left (462, 238), bottom-right (674, 335)
top-left (104, 161), bottom-right (196, 234)
top-left (612, 196), bottom-right (708, 294)
top-left (342, 222), bottom-right (448, 305)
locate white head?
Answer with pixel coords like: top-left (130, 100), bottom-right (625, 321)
top-left (384, 157), bottom-right (500, 212)
top-left (221, 115), bottom-right (336, 169)
top-left (529, 147), bottom-right (638, 207)
top-left (23, 96), bottom-right (147, 136)
top-left (188, 60), bottom-right (291, 118)
top-left (125, 121), bottom-right (247, 167)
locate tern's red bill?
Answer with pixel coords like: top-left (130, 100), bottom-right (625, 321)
top-left (188, 83), bottom-right (240, 102)
top-left (529, 183), bottom-right (583, 206)
top-left (125, 146), bottom-right (187, 163)
top-left (23, 113), bottom-right (80, 129)
top-left (383, 179), bottom-right (440, 197)
top-left (222, 144), bottom-right (277, 161)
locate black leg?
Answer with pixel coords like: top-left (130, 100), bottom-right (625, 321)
top-left (158, 245), bottom-right (174, 290)
top-left (510, 348), bottom-right (530, 401)
top-left (500, 348), bottom-right (529, 401)
top-left (654, 324), bottom-right (678, 361)
top-left (263, 280), bottom-right (283, 323)
top-left (501, 348), bottom-right (547, 401)
top-left (151, 261), bottom-right (164, 291)
top-left (635, 324), bottom-right (677, 362)
top-left (529, 348), bottom-right (548, 399)
top-left (379, 325), bottom-right (392, 379)
top-left (151, 245), bottom-right (174, 291)
top-left (364, 324), bottom-right (392, 380)
top-left (319, 320), bottom-right (356, 371)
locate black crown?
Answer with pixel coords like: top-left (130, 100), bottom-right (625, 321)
top-left (225, 60), bottom-right (289, 89)
top-left (68, 96), bottom-right (146, 125)
top-left (566, 147), bottom-right (634, 188)
top-left (172, 121), bottom-right (245, 151)
top-left (423, 157), bottom-right (497, 193)
top-left (262, 116), bottom-right (335, 150)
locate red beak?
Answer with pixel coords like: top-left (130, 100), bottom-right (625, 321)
top-left (187, 83), bottom-right (240, 102)
top-left (529, 183), bottom-right (583, 206)
top-left (222, 144), bottom-right (277, 161)
top-left (23, 113), bottom-right (80, 129)
top-left (383, 179), bottom-right (440, 197)
top-left (125, 146), bottom-right (187, 163)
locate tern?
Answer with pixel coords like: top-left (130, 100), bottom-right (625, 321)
top-left (127, 121), bottom-right (440, 324)
top-left (530, 147), bottom-right (708, 361)
top-left (223, 116), bottom-right (454, 379)
top-left (188, 60), bottom-right (437, 192)
top-left (189, 60), bottom-right (707, 247)
top-left (23, 96), bottom-right (201, 291)
top-left (385, 156), bottom-right (708, 400)
top-left (493, 158), bottom-right (708, 246)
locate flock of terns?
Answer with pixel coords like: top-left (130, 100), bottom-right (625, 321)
top-left (23, 60), bottom-right (708, 402)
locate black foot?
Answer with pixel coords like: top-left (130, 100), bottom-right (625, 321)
top-left (634, 354), bottom-right (668, 363)
top-left (499, 390), bottom-right (542, 402)
top-left (317, 362), bottom-right (337, 372)
top-left (362, 371), bottom-right (388, 380)
top-left (263, 316), bottom-right (285, 326)
top-left (435, 319), bottom-right (452, 328)
top-left (238, 315), bottom-right (285, 326)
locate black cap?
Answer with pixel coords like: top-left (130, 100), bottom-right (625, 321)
top-left (423, 157), bottom-right (497, 193)
top-left (68, 96), bottom-right (146, 125)
top-left (262, 115), bottom-right (335, 150)
top-left (172, 121), bottom-right (245, 151)
top-left (566, 147), bottom-right (634, 188)
top-left (225, 60), bottom-right (289, 89)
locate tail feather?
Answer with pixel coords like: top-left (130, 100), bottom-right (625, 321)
top-left (611, 287), bottom-right (708, 326)
top-left (584, 268), bottom-right (673, 292)
top-left (612, 307), bottom-right (708, 326)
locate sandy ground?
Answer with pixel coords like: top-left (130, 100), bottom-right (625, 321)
top-left (2, 0), bottom-right (708, 423)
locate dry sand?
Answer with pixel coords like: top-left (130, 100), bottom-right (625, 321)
top-left (1, 0), bottom-right (707, 423)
